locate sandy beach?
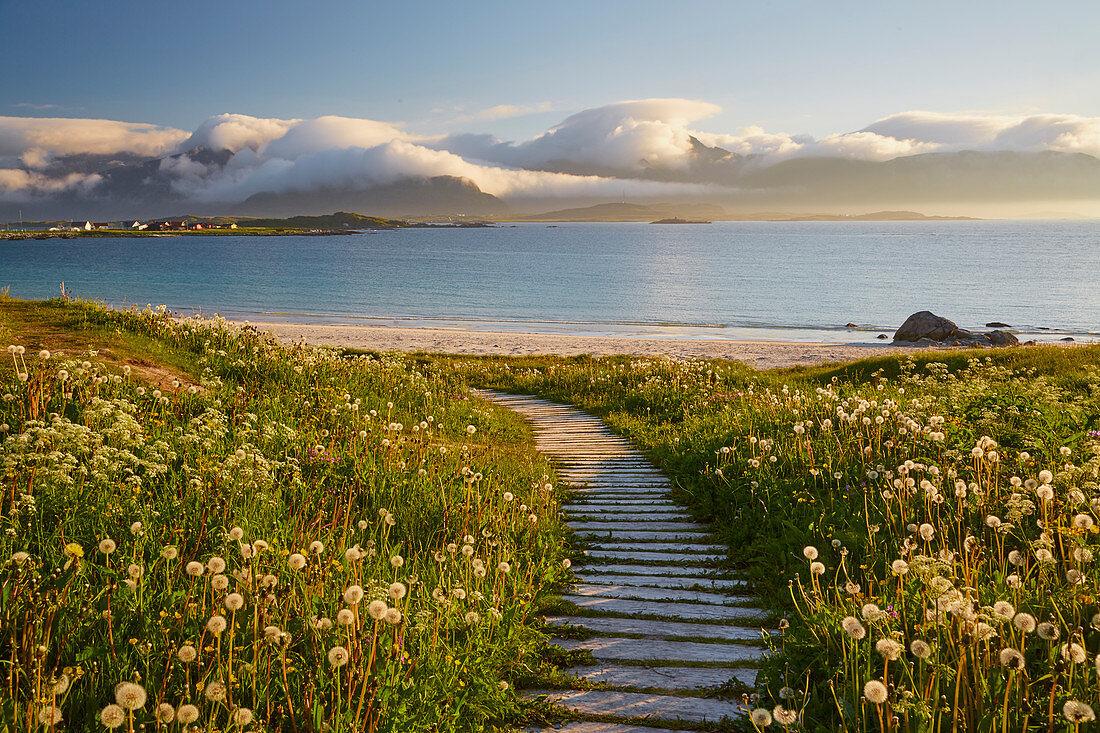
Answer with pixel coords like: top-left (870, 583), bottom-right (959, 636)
top-left (242, 321), bottom-right (915, 370)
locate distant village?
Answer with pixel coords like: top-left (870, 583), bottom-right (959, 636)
top-left (50, 220), bottom-right (238, 232)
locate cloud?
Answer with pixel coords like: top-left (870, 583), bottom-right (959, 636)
top-left (0, 116), bottom-right (187, 166)
top-left (177, 113), bottom-right (298, 153)
top-left (168, 137), bottom-right (715, 203)
top-left (260, 116), bottom-right (410, 158)
top-left (4, 102), bottom-right (1100, 210)
top-left (860, 111), bottom-right (1100, 158)
top-left (474, 102), bottom-right (553, 120)
top-left (0, 168), bottom-right (101, 201)
top-left (435, 98), bottom-right (723, 171)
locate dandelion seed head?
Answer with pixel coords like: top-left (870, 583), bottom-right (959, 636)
top-left (1063, 700), bottom-right (1096, 723)
top-left (100, 704), bottom-right (126, 729)
top-left (1037, 622), bottom-right (1060, 640)
top-left (841, 616), bottom-right (866, 640)
top-left (115, 681), bottom-right (147, 710)
top-left (156, 703), bottom-right (175, 724)
top-left (999, 647), bottom-right (1025, 670)
top-left (910, 639), bottom-right (932, 659)
top-left (343, 585), bottom-right (364, 604)
top-left (863, 680), bottom-right (888, 704)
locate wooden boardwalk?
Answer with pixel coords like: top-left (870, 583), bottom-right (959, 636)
top-left (479, 392), bottom-right (768, 732)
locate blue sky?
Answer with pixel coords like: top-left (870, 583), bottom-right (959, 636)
top-left (2, 0), bottom-right (1098, 141)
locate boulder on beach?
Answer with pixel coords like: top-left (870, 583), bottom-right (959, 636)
top-left (893, 311), bottom-right (958, 342)
top-left (987, 330), bottom-right (1019, 347)
top-left (894, 311), bottom-right (1020, 348)
top-left (845, 322), bottom-right (858, 328)
top-left (986, 321), bottom-right (1010, 328)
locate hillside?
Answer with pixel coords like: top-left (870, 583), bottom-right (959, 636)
top-left (513, 202), bottom-right (975, 222)
top-left (234, 212), bottom-right (410, 229)
top-left (516, 202), bottom-right (728, 221)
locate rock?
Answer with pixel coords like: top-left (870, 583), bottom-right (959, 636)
top-left (913, 338), bottom-right (940, 347)
top-left (845, 322), bottom-right (858, 328)
top-left (986, 322), bottom-right (1011, 328)
top-left (877, 334), bottom-right (888, 339)
top-left (894, 311), bottom-right (958, 342)
top-left (987, 330), bottom-right (1019, 346)
top-left (1023, 340), bottom-right (1037, 346)
top-left (1062, 337), bottom-right (1075, 342)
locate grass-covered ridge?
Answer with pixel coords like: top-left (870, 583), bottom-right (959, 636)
top-left (0, 297), bottom-right (570, 732)
top-left (448, 346), bottom-right (1100, 730)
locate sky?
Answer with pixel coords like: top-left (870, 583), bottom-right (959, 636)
top-left (2, 0), bottom-right (1098, 142)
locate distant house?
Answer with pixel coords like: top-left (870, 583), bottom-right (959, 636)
top-left (91, 222), bottom-right (111, 230)
top-left (131, 221), bottom-right (143, 228)
top-left (69, 221), bottom-right (93, 231)
top-left (150, 221), bottom-right (186, 231)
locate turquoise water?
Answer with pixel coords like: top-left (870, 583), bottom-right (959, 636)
top-left (1, 221), bottom-right (1097, 342)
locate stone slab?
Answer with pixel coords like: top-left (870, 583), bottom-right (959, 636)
top-left (565, 665), bottom-right (757, 690)
top-left (565, 500), bottom-right (680, 507)
top-left (525, 723), bottom-right (685, 733)
top-left (554, 637), bottom-right (764, 664)
top-left (575, 572), bottom-right (744, 590)
top-left (580, 541), bottom-right (725, 553)
top-left (563, 508), bottom-right (682, 512)
top-left (572, 564), bottom-right (739, 578)
top-left (567, 521), bottom-right (707, 532)
top-left (562, 595), bottom-right (767, 622)
top-left (571, 584), bottom-right (751, 605)
top-left (525, 689), bottom-right (748, 723)
top-left (582, 550), bottom-right (724, 564)
top-left (572, 531), bottom-right (721, 543)
top-left (545, 615), bottom-right (768, 642)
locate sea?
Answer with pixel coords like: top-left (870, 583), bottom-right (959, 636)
top-left (1, 220), bottom-right (1097, 343)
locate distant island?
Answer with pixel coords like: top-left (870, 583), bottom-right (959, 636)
top-left (2, 205), bottom-right (978, 240)
top-left (513, 201), bottom-right (977, 222)
top-left (0, 212), bottom-right (496, 240)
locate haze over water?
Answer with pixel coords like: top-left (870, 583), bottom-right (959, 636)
top-left (2, 220), bottom-right (1097, 343)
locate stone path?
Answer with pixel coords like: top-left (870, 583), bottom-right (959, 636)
top-left (479, 392), bottom-right (768, 732)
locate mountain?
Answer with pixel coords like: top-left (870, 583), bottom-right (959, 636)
top-left (517, 202), bottom-right (728, 221)
top-left (4, 136), bottom-right (1100, 221)
top-left (233, 176), bottom-right (507, 218)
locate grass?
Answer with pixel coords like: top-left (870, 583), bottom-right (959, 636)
top-left (440, 345), bottom-right (1100, 730)
top-left (9, 295), bottom-right (1100, 731)
top-left (0, 296), bottom-right (572, 732)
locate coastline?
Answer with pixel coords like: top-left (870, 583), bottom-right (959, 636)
top-left (240, 321), bottom-right (916, 369)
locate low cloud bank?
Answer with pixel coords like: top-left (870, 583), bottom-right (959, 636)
top-left (2, 101), bottom-right (1100, 210)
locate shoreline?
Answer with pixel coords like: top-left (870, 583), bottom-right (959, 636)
top-left (240, 321), bottom-right (918, 369)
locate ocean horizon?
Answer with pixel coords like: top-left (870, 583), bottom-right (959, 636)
top-left (2, 220), bottom-right (1098, 343)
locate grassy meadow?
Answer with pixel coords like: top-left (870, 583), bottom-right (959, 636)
top-left (446, 344), bottom-right (1100, 731)
top-left (5, 296), bottom-right (1100, 732)
top-left (0, 297), bottom-right (571, 732)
